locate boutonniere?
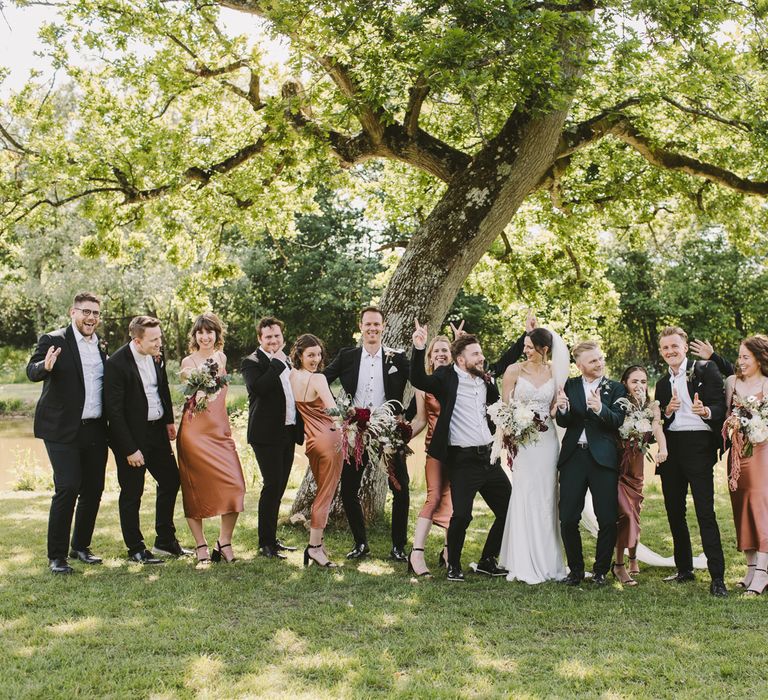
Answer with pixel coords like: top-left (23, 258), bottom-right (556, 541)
top-left (98, 339), bottom-right (108, 355)
top-left (685, 363), bottom-right (696, 383)
top-left (599, 377), bottom-right (611, 396)
top-left (153, 348), bottom-right (164, 367)
top-left (383, 346), bottom-right (400, 364)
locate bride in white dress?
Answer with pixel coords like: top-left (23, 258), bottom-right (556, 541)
top-left (498, 327), bottom-right (569, 584)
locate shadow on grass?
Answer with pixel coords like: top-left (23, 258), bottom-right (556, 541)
top-left (0, 465), bottom-right (765, 698)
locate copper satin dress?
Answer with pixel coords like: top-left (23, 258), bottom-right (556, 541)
top-left (295, 396), bottom-right (343, 529)
top-left (417, 392), bottom-right (452, 528)
top-left (729, 392), bottom-right (768, 552)
top-left (177, 381), bottom-right (246, 519)
top-left (616, 447), bottom-right (644, 551)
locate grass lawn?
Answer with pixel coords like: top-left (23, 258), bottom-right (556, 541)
top-left (0, 458), bottom-right (765, 699)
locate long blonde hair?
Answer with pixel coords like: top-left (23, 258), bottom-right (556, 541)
top-left (426, 335), bottom-right (451, 375)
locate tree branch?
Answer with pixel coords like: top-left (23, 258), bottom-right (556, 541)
top-left (661, 95), bottom-right (753, 133)
top-left (404, 75), bottom-right (429, 137)
top-left (557, 102), bottom-right (768, 197)
top-left (526, 0), bottom-right (598, 11)
top-left (0, 120), bottom-right (36, 155)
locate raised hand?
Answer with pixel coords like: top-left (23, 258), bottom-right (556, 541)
top-left (666, 386), bottom-right (682, 416)
top-left (525, 309), bottom-right (537, 333)
top-left (413, 319), bottom-right (428, 350)
top-left (690, 339), bottom-right (714, 361)
top-left (586, 387), bottom-right (602, 414)
top-left (44, 345), bottom-right (62, 371)
top-left (691, 392), bottom-right (709, 417)
top-left (556, 385), bottom-right (569, 412)
top-left (449, 320), bottom-right (466, 340)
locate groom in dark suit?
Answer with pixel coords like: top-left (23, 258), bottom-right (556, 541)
top-left (324, 307), bottom-right (411, 561)
top-left (104, 316), bottom-right (188, 564)
top-left (27, 292), bottom-right (109, 574)
top-left (241, 316), bottom-right (304, 558)
top-left (556, 341), bottom-right (626, 585)
top-left (655, 326), bottom-right (727, 597)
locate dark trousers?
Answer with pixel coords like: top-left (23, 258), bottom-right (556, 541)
top-left (44, 421), bottom-right (108, 560)
top-left (445, 446), bottom-right (511, 568)
top-left (559, 446), bottom-right (618, 576)
top-left (660, 431), bottom-right (725, 579)
top-left (252, 426), bottom-right (295, 547)
top-left (116, 421), bottom-right (180, 555)
top-left (340, 451), bottom-right (410, 548)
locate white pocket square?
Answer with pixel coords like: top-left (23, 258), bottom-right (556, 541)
top-left (388, 366), bottom-right (399, 375)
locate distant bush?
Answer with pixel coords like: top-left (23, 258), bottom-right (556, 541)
top-left (12, 449), bottom-right (52, 491)
top-left (0, 398), bottom-right (34, 416)
top-left (0, 347), bottom-right (32, 384)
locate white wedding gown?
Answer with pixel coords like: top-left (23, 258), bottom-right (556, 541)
top-left (498, 377), bottom-right (567, 584)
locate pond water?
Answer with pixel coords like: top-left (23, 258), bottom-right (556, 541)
top-left (0, 417), bottom-right (52, 491)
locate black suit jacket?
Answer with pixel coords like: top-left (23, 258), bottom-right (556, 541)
top-left (709, 352), bottom-right (735, 379)
top-left (323, 345), bottom-right (410, 410)
top-left (556, 376), bottom-right (626, 469)
top-left (410, 347), bottom-right (500, 463)
top-left (655, 358), bottom-right (726, 443)
top-left (241, 348), bottom-right (304, 446)
top-left (27, 325), bottom-right (107, 443)
top-left (488, 332), bottom-right (527, 378)
top-left (104, 343), bottom-right (175, 457)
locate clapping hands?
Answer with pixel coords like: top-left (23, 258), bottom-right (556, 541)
top-left (413, 319), bottom-right (428, 350)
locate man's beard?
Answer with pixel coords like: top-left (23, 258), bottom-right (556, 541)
top-left (466, 363), bottom-right (485, 378)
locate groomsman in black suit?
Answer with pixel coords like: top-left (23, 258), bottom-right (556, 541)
top-left (104, 316), bottom-right (189, 564)
top-left (556, 341), bottom-right (626, 586)
top-left (411, 322), bottom-right (512, 582)
top-left (655, 326), bottom-right (727, 597)
top-left (27, 292), bottom-right (109, 574)
top-left (241, 317), bottom-right (303, 558)
top-left (324, 307), bottom-right (411, 561)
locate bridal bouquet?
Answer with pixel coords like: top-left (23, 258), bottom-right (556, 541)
top-left (486, 399), bottom-right (548, 468)
top-left (616, 396), bottom-right (657, 466)
top-left (182, 359), bottom-right (230, 415)
top-left (723, 394), bottom-right (768, 490)
top-left (327, 393), bottom-right (412, 488)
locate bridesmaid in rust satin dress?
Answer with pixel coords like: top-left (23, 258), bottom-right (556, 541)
top-left (407, 335), bottom-right (453, 577)
top-left (724, 336), bottom-right (768, 595)
top-left (288, 333), bottom-right (343, 568)
top-left (177, 313), bottom-right (245, 565)
top-left (614, 366), bottom-right (667, 585)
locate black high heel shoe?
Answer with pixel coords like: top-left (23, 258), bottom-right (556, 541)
top-left (211, 540), bottom-right (236, 563)
top-left (195, 543), bottom-right (210, 565)
top-left (611, 561), bottom-right (638, 586)
top-left (407, 547), bottom-right (431, 577)
top-left (304, 543), bottom-right (336, 568)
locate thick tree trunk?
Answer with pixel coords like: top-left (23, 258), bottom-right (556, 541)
top-left (289, 461), bottom-right (388, 526)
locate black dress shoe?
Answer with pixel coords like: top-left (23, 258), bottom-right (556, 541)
top-left (710, 578), bottom-right (728, 597)
top-left (258, 545), bottom-right (287, 559)
top-left (475, 557), bottom-right (509, 577)
top-left (274, 540), bottom-right (297, 552)
top-left (69, 548), bottom-right (102, 565)
top-left (592, 572), bottom-right (608, 586)
top-left (346, 543), bottom-right (370, 560)
top-left (447, 565), bottom-right (465, 582)
top-left (389, 546), bottom-right (408, 562)
top-left (129, 549), bottom-right (164, 565)
top-left (663, 570), bottom-right (695, 583)
top-left (49, 558), bottom-right (74, 574)
top-left (152, 541), bottom-right (193, 557)
top-left (561, 571), bottom-right (584, 586)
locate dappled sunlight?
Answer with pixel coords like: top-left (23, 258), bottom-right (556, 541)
top-left (13, 646), bottom-right (36, 658)
top-left (183, 654), bottom-right (224, 692)
top-left (0, 616), bottom-right (27, 632)
top-left (356, 561), bottom-right (396, 576)
top-left (48, 616), bottom-right (101, 636)
top-left (3, 506), bottom-right (48, 523)
top-left (556, 658), bottom-right (598, 680)
top-left (668, 635), bottom-right (700, 652)
top-left (378, 612), bottom-right (399, 628)
top-left (273, 628), bottom-right (308, 655)
top-left (293, 649), bottom-right (354, 672)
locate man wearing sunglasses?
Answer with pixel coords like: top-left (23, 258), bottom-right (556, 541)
top-left (27, 292), bottom-right (109, 574)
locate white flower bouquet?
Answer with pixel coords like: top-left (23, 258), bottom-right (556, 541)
top-left (487, 398), bottom-right (548, 468)
top-left (723, 394), bottom-right (768, 490)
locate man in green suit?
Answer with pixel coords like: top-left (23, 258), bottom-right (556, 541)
top-left (556, 341), bottom-right (626, 585)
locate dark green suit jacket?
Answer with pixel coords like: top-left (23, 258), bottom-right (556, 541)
top-left (556, 376), bottom-right (626, 469)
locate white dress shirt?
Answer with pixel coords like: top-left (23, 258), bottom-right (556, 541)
top-left (449, 365), bottom-right (493, 447)
top-left (129, 342), bottom-right (164, 421)
top-left (72, 323), bottom-right (103, 420)
top-left (667, 360), bottom-right (710, 432)
top-left (260, 347), bottom-right (295, 426)
top-left (579, 376), bottom-right (603, 444)
top-left (354, 346), bottom-right (386, 409)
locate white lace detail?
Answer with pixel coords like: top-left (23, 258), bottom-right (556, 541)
top-left (513, 376), bottom-right (554, 417)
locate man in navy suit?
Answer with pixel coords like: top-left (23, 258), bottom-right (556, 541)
top-left (27, 292), bottom-right (109, 574)
top-left (324, 307), bottom-right (411, 560)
